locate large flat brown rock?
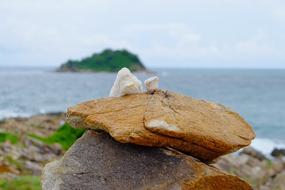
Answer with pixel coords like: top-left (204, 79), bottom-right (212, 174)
top-left (66, 90), bottom-right (255, 161)
top-left (42, 131), bottom-right (252, 190)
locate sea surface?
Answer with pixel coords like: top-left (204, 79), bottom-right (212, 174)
top-left (1, 67), bottom-right (285, 154)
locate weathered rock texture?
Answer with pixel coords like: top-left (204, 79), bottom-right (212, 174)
top-left (67, 90), bottom-right (255, 161)
top-left (42, 131), bottom-right (252, 190)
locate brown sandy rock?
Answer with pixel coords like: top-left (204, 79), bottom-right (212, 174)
top-left (42, 131), bottom-right (252, 190)
top-left (67, 90), bottom-right (255, 161)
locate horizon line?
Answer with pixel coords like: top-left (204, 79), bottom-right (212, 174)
top-left (1, 65), bottom-right (285, 70)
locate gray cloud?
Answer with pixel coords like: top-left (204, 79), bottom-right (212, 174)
top-left (0, 0), bottom-right (285, 68)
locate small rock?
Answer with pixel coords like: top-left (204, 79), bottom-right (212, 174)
top-left (269, 171), bottom-right (285, 190)
top-left (259, 186), bottom-right (271, 190)
top-left (109, 67), bottom-right (143, 97)
top-left (25, 161), bottom-right (42, 175)
top-left (144, 76), bottom-right (159, 91)
top-left (241, 147), bottom-right (267, 161)
top-left (271, 148), bottom-right (285, 157)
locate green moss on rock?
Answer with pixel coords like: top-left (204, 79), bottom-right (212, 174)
top-left (30, 123), bottom-right (85, 150)
top-left (0, 176), bottom-right (41, 190)
top-left (0, 132), bottom-right (19, 144)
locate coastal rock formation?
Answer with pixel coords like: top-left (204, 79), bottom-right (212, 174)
top-left (67, 90), bottom-right (255, 161)
top-left (42, 69), bottom-right (256, 189)
top-left (42, 131), bottom-right (252, 190)
top-left (215, 148), bottom-right (285, 190)
top-left (109, 67), bottom-right (143, 97)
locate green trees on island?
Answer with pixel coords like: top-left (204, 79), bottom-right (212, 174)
top-left (58, 49), bottom-right (146, 72)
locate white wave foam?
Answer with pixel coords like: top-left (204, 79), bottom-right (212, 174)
top-left (251, 138), bottom-right (285, 155)
top-left (0, 110), bottom-right (32, 120)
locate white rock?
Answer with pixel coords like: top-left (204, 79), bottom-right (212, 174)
top-left (147, 119), bottom-right (181, 132)
top-left (144, 76), bottom-right (159, 91)
top-left (109, 68), bottom-right (143, 97)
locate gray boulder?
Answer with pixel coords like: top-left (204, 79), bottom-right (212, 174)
top-left (42, 131), bottom-right (251, 190)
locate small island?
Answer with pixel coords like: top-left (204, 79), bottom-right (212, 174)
top-left (57, 49), bottom-right (146, 72)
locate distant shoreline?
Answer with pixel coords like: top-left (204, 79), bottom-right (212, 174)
top-left (57, 49), bottom-right (147, 73)
top-left (1, 66), bottom-right (285, 71)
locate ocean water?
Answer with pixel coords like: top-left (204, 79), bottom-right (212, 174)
top-left (1, 67), bottom-right (284, 153)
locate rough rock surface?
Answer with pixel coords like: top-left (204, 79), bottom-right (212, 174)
top-left (42, 131), bottom-right (252, 190)
top-left (67, 90), bottom-right (255, 161)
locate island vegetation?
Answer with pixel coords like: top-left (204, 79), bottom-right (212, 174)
top-left (58, 49), bottom-right (146, 72)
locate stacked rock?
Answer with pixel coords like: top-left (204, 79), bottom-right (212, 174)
top-left (42, 68), bottom-right (255, 190)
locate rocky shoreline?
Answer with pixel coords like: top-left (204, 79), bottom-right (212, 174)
top-left (0, 113), bottom-right (284, 189)
top-left (215, 147), bottom-right (285, 189)
top-left (0, 113), bottom-right (65, 178)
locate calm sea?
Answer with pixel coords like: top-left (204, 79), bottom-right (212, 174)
top-left (1, 67), bottom-right (284, 154)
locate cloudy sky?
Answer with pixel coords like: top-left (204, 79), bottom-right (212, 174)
top-left (0, 0), bottom-right (285, 68)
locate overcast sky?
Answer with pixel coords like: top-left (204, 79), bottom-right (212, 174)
top-left (0, 0), bottom-right (285, 68)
